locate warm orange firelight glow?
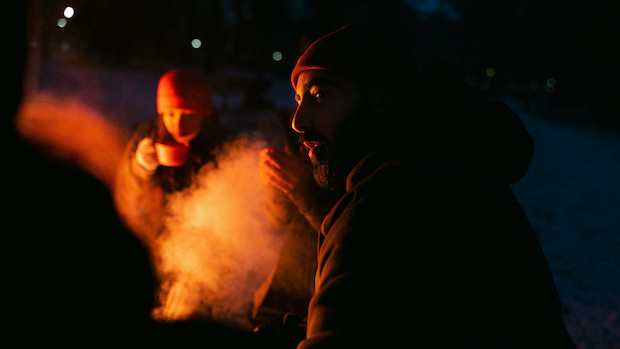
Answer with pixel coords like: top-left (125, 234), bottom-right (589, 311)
top-left (16, 94), bottom-right (286, 330)
top-left (149, 139), bottom-right (285, 329)
top-left (15, 94), bottom-right (128, 190)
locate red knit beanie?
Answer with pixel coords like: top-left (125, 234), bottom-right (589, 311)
top-left (156, 68), bottom-right (214, 115)
top-left (291, 25), bottom-right (419, 89)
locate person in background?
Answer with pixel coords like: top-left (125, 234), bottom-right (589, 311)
top-left (288, 25), bottom-right (575, 348)
top-left (115, 68), bottom-right (236, 322)
top-left (115, 68), bottom-right (234, 251)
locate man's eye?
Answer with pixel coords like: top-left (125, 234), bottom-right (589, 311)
top-left (313, 91), bottom-right (324, 101)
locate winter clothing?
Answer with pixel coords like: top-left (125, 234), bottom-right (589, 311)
top-left (114, 116), bottom-right (234, 247)
top-left (157, 68), bottom-right (214, 115)
top-left (414, 61), bottom-right (536, 184)
top-left (291, 25), bottom-right (418, 89)
top-left (294, 61), bottom-right (573, 348)
top-left (298, 149), bottom-right (575, 348)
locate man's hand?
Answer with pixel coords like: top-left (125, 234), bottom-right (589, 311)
top-left (135, 137), bottom-right (159, 173)
top-left (259, 147), bottom-right (312, 195)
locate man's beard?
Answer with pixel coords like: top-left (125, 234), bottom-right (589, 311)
top-left (300, 106), bottom-right (375, 192)
top-left (300, 132), bottom-right (338, 190)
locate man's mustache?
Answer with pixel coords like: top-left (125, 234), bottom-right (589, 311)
top-left (299, 131), bottom-right (328, 145)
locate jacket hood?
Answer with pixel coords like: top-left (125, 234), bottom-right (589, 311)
top-left (411, 62), bottom-right (534, 184)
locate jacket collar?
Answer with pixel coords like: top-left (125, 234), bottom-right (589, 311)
top-left (345, 152), bottom-right (397, 192)
top-left (320, 152), bottom-right (400, 237)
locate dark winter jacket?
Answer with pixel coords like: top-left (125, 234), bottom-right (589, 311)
top-left (298, 101), bottom-right (575, 348)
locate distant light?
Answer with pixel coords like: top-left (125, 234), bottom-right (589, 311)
top-left (191, 38), bottom-right (202, 49)
top-left (64, 6), bottom-right (74, 19)
top-left (57, 18), bottom-right (67, 28)
top-left (485, 67), bottom-right (496, 78)
top-left (545, 78), bottom-right (556, 93)
top-left (272, 51), bottom-right (283, 62)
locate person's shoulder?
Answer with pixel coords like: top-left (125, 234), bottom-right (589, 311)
top-left (322, 155), bottom-right (411, 233)
top-left (134, 118), bottom-right (158, 136)
top-left (346, 153), bottom-right (403, 190)
top-left (346, 153), bottom-right (431, 203)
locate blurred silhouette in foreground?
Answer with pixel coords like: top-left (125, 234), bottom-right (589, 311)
top-left (7, 6), bottom-right (265, 346)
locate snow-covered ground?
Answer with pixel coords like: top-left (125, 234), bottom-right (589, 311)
top-left (32, 63), bottom-right (619, 348)
top-left (507, 102), bottom-right (620, 349)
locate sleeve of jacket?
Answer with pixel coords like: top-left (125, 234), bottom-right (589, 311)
top-left (287, 183), bottom-right (341, 233)
top-left (297, 162), bottom-right (417, 349)
top-left (113, 122), bottom-right (165, 250)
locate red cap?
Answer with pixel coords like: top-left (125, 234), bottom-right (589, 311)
top-left (156, 68), bottom-right (214, 115)
top-left (291, 25), bottom-right (418, 89)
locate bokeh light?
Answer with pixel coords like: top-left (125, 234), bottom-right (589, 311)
top-left (191, 38), bottom-right (202, 49)
top-left (64, 6), bottom-right (74, 19)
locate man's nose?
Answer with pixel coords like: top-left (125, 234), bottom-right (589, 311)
top-left (291, 104), bottom-right (311, 134)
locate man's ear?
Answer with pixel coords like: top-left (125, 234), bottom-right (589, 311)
top-left (370, 87), bottom-right (396, 114)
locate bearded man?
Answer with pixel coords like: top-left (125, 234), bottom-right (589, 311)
top-left (289, 25), bottom-right (575, 348)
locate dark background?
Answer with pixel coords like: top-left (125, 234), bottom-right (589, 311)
top-left (33, 0), bottom-right (618, 127)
